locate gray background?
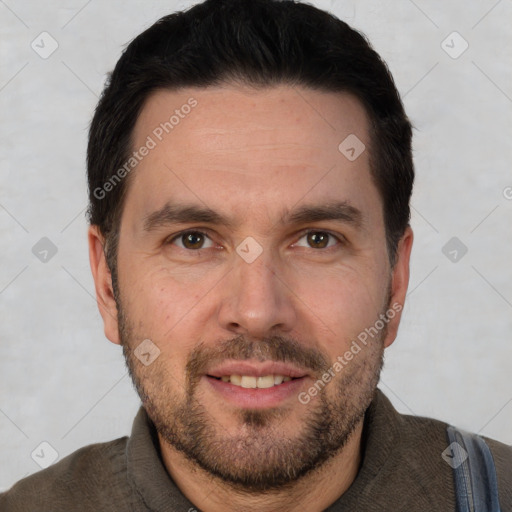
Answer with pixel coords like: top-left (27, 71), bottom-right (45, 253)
top-left (1, 0), bottom-right (511, 490)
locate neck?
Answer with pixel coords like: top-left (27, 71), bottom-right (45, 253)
top-left (158, 419), bottom-right (364, 512)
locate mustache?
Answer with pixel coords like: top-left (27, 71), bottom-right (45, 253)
top-left (186, 334), bottom-right (331, 384)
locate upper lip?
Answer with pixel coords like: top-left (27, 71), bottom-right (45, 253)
top-left (206, 361), bottom-right (309, 379)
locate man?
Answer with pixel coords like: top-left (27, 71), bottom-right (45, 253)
top-left (1, 0), bottom-right (510, 510)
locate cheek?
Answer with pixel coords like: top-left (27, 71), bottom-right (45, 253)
top-left (290, 266), bottom-right (388, 350)
top-left (120, 265), bottom-right (214, 356)
top-left (124, 264), bottom-right (202, 317)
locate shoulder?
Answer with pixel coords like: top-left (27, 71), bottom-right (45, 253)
top-left (371, 390), bottom-right (457, 465)
top-left (0, 436), bottom-right (130, 511)
top-left (483, 434), bottom-right (512, 465)
top-left (393, 401), bottom-right (511, 467)
top-left (399, 405), bottom-right (512, 467)
top-left (385, 406), bottom-right (457, 483)
top-left (396, 403), bottom-right (512, 509)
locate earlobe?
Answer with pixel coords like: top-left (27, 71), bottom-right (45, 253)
top-left (383, 226), bottom-right (414, 348)
top-left (88, 225), bottom-right (120, 345)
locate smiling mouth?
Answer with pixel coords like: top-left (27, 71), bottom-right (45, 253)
top-left (207, 374), bottom-right (303, 389)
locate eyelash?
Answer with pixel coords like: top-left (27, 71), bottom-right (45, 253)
top-left (166, 229), bottom-right (345, 252)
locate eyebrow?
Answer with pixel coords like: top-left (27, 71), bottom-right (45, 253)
top-left (142, 200), bottom-right (364, 232)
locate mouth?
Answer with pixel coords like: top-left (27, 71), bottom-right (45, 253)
top-left (207, 374), bottom-right (302, 388)
top-left (203, 361), bottom-right (310, 408)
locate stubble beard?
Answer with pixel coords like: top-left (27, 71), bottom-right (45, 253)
top-left (117, 298), bottom-right (387, 493)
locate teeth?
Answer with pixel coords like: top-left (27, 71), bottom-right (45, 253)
top-left (230, 375), bottom-right (242, 386)
top-left (216, 374), bottom-right (296, 388)
top-left (241, 376), bottom-right (256, 388)
top-left (257, 375), bottom-right (275, 388)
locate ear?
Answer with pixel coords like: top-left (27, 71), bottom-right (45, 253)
top-left (88, 225), bottom-right (120, 345)
top-left (382, 225), bottom-right (413, 348)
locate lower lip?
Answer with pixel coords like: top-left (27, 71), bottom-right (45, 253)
top-left (204, 375), bottom-right (308, 409)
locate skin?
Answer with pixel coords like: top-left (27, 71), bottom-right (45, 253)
top-left (89, 84), bottom-right (413, 512)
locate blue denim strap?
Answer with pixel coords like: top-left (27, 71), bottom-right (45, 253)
top-left (447, 425), bottom-right (501, 512)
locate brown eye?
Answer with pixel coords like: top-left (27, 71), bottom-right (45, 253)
top-left (294, 230), bottom-right (340, 250)
top-left (307, 231), bottom-right (330, 249)
top-left (170, 231), bottom-right (214, 250)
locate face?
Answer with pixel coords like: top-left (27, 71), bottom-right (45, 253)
top-left (89, 84), bottom-right (412, 492)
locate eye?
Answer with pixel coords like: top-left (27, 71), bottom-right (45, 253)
top-left (167, 229), bottom-right (343, 252)
top-left (294, 230), bottom-right (342, 250)
top-left (168, 230), bottom-right (215, 250)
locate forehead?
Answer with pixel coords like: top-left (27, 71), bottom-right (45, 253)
top-left (134, 84), bottom-right (370, 155)
top-left (124, 84), bottom-right (380, 231)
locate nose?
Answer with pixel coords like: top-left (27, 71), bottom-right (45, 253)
top-left (217, 247), bottom-right (297, 339)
